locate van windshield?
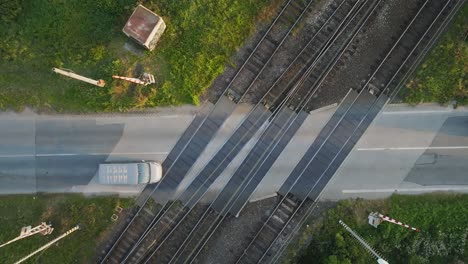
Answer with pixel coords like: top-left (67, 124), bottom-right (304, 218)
top-left (137, 163), bottom-right (150, 183)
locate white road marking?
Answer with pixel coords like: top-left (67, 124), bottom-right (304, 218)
top-left (158, 115), bottom-right (190, 119)
top-left (382, 110), bottom-right (452, 115)
top-left (343, 186), bottom-right (468, 193)
top-left (357, 146), bottom-right (468, 151)
top-left (0, 152), bottom-right (169, 158)
top-left (309, 103), bottom-right (338, 113)
top-left (249, 193), bottom-right (278, 203)
top-left (0, 154), bottom-right (34, 158)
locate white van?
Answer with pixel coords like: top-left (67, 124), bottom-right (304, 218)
top-left (98, 161), bottom-right (162, 185)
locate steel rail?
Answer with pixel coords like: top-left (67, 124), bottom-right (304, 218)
top-left (120, 1), bottom-right (359, 263)
top-left (142, 0), bottom-right (368, 263)
top-left (388, 0), bottom-right (465, 103)
top-left (235, 0), bottom-right (436, 262)
top-left (168, 0), bottom-right (380, 263)
top-left (270, 2), bottom-right (465, 259)
top-left (270, 2), bottom-right (463, 260)
top-left (269, 2), bottom-right (457, 260)
top-left (236, 0), bottom-right (318, 103)
top-left (266, 1), bottom-right (460, 262)
top-left (214, 0), bottom-right (369, 223)
top-left (186, 0), bottom-right (378, 262)
top-left (124, 2), bottom-right (360, 263)
top-left (99, 0), bottom-right (315, 262)
top-left (119, 1), bottom-right (347, 262)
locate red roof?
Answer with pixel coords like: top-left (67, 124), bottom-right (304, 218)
top-left (123, 5), bottom-right (160, 45)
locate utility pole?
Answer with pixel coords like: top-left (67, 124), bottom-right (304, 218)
top-left (0, 223), bottom-right (53, 248)
top-left (14, 225), bottom-right (80, 264)
top-left (339, 220), bottom-right (389, 264)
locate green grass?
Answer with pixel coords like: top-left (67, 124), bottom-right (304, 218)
top-left (0, 194), bottom-right (133, 264)
top-left (402, 4), bottom-right (467, 107)
top-left (286, 193), bottom-right (468, 264)
top-left (0, 0), bottom-right (274, 112)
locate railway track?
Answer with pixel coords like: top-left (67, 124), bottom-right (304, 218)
top-left (211, 0), bottom-right (376, 219)
top-left (138, 0), bottom-right (381, 263)
top-left (272, 2), bottom-right (466, 262)
top-left (226, 0), bottom-right (315, 103)
top-left (98, 0), bottom-right (316, 262)
top-left (235, 1), bottom-right (463, 263)
top-left (118, 1), bottom-right (365, 262)
top-left (99, 0), bottom-right (464, 259)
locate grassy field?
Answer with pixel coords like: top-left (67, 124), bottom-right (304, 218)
top-left (401, 4), bottom-right (467, 107)
top-left (283, 193), bottom-right (468, 264)
top-left (0, 194), bottom-right (132, 264)
top-left (0, 0), bottom-right (274, 112)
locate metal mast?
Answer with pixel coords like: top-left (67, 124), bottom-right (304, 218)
top-left (339, 220), bottom-right (389, 264)
top-left (0, 222), bottom-right (53, 249)
top-left (14, 225), bottom-right (80, 264)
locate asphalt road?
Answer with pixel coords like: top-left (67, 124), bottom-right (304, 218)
top-left (1, 103), bottom-right (466, 200)
top-left (0, 102), bottom-right (337, 198)
top-left (176, 103), bottom-right (338, 203)
top-left (0, 108), bottom-right (198, 194)
top-left (322, 104), bottom-right (468, 200)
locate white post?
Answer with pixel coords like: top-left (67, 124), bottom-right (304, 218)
top-left (14, 225), bottom-right (80, 264)
top-left (339, 220), bottom-right (389, 264)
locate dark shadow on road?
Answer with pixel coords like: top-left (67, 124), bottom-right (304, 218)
top-left (374, 114), bottom-right (468, 139)
top-left (35, 119), bottom-right (125, 192)
top-left (404, 116), bottom-right (468, 185)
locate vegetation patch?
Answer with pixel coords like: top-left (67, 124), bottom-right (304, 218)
top-left (284, 193), bottom-right (468, 264)
top-left (0, 194), bottom-right (132, 263)
top-left (0, 0), bottom-right (273, 112)
top-left (402, 5), bottom-right (467, 107)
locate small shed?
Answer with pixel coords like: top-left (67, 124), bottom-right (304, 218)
top-left (123, 5), bottom-right (166, 51)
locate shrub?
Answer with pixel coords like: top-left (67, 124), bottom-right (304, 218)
top-left (403, 5), bottom-right (467, 106)
top-left (0, 0), bottom-right (22, 23)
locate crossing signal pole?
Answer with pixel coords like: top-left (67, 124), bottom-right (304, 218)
top-left (14, 225), bottom-right (80, 264)
top-left (0, 222), bottom-right (53, 249)
top-left (339, 220), bottom-right (389, 264)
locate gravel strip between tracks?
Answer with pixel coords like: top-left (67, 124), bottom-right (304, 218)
top-left (203, 0), bottom-right (335, 105)
top-left (195, 0), bottom-right (436, 262)
top-left (205, 0), bottom-right (421, 112)
top-left (307, 0), bottom-right (422, 111)
top-left (194, 198), bottom-right (337, 264)
top-left (194, 197), bottom-right (277, 264)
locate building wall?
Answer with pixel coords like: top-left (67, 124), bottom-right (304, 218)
top-left (147, 19), bottom-right (166, 51)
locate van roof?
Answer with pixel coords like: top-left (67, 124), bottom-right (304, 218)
top-left (99, 163), bottom-right (139, 185)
